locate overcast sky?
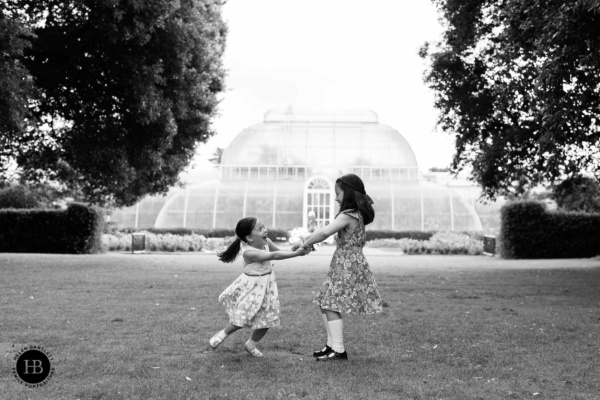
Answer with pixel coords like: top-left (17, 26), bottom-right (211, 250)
top-left (192, 0), bottom-right (453, 172)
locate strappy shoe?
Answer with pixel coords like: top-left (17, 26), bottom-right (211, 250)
top-left (209, 331), bottom-right (226, 349)
top-left (244, 343), bottom-right (264, 357)
top-left (313, 345), bottom-right (332, 357)
top-left (315, 350), bottom-right (348, 361)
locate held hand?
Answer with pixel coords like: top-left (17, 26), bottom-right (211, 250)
top-left (296, 247), bottom-right (310, 256)
top-left (301, 243), bottom-right (315, 251)
top-left (291, 241), bottom-right (303, 251)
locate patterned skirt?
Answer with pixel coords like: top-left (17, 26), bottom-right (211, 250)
top-left (218, 272), bottom-right (280, 329)
top-left (313, 250), bottom-right (383, 315)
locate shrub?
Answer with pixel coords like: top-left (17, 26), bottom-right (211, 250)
top-left (365, 230), bottom-right (436, 241)
top-left (0, 185), bottom-right (38, 209)
top-left (553, 175), bottom-right (600, 213)
top-left (113, 227), bottom-right (291, 242)
top-left (367, 231), bottom-right (483, 255)
top-left (102, 232), bottom-right (207, 252)
top-left (499, 201), bottom-right (600, 259)
top-left (0, 203), bottom-right (104, 254)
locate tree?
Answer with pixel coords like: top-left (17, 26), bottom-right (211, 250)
top-left (208, 147), bottom-right (223, 166)
top-left (553, 175), bottom-right (600, 213)
top-left (421, 0), bottom-right (600, 199)
top-left (429, 167), bottom-right (450, 173)
top-left (0, 12), bottom-right (35, 180)
top-left (1, 0), bottom-right (227, 206)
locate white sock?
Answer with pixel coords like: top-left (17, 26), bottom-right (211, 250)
top-left (322, 314), bottom-right (333, 347)
top-left (245, 338), bottom-right (257, 349)
top-left (328, 319), bottom-right (344, 353)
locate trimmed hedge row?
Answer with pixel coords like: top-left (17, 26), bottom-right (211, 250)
top-left (0, 203), bottom-right (104, 254)
top-left (365, 230), bottom-right (435, 241)
top-left (500, 201), bottom-right (600, 259)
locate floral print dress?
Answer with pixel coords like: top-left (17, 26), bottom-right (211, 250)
top-left (218, 243), bottom-right (280, 329)
top-left (313, 210), bottom-right (383, 315)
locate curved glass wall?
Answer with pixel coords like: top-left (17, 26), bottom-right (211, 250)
top-left (114, 178), bottom-right (484, 231)
top-left (110, 194), bottom-right (170, 229)
top-left (110, 110), bottom-right (502, 232)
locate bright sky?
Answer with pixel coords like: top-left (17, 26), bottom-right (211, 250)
top-left (192, 0), bottom-right (454, 172)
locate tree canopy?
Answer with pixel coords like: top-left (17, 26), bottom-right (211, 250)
top-left (1, 0), bottom-right (227, 206)
top-left (421, 0), bottom-right (600, 199)
top-left (553, 175), bottom-right (600, 213)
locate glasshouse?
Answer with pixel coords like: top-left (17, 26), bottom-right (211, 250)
top-left (111, 109), bottom-right (501, 232)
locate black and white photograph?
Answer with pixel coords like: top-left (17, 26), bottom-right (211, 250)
top-left (2, 0), bottom-right (600, 399)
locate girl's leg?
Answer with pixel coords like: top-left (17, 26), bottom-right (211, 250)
top-left (245, 328), bottom-right (269, 357)
top-left (313, 308), bottom-right (333, 357)
top-left (250, 328), bottom-right (269, 342)
top-left (323, 309), bottom-right (341, 321)
top-left (210, 323), bottom-right (241, 349)
top-left (321, 308), bottom-right (345, 355)
top-left (224, 323), bottom-right (242, 335)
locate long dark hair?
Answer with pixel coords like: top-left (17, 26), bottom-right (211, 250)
top-left (217, 217), bottom-right (257, 263)
top-left (336, 173), bottom-right (375, 225)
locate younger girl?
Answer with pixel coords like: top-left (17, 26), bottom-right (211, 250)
top-left (292, 173), bottom-right (383, 361)
top-left (209, 217), bottom-right (309, 357)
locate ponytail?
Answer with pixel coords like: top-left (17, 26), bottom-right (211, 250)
top-left (217, 237), bottom-right (242, 263)
top-left (356, 192), bottom-right (375, 225)
top-left (217, 216), bottom-right (257, 263)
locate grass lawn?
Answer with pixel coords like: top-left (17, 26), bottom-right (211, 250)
top-left (1, 249), bottom-right (600, 400)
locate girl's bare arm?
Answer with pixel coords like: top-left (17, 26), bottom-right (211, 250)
top-left (244, 247), bottom-right (308, 263)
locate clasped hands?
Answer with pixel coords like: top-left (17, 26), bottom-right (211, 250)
top-left (291, 237), bottom-right (315, 256)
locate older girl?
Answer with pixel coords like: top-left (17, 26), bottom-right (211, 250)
top-left (292, 173), bottom-right (383, 361)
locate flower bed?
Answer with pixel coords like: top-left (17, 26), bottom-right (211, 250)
top-left (102, 232), bottom-right (235, 252)
top-left (367, 231), bottom-right (483, 255)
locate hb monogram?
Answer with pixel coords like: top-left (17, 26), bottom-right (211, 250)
top-left (23, 359), bottom-right (44, 374)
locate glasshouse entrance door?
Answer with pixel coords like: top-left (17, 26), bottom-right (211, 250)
top-left (303, 176), bottom-right (334, 230)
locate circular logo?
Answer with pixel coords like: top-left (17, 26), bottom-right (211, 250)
top-left (12, 345), bottom-right (55, 388)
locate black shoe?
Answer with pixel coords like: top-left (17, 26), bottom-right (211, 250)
top-left (313, 345), bottom-right (332, 357)
top-left (315, 350), bottom-right (348, 361)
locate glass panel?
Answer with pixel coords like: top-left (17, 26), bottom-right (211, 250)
top-left (274, 181), bottom-right (303, 229)
top-left (390, 182), bottom-right (423, 230)
top-left (214, 182), bottom-right (245, 228)
top-left (278, 167), bottom-right (287, 179)
top-left (137, 196), bottom-right (168, 228)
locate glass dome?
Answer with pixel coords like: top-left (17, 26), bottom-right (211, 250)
top-left (221, 109), bottom-right (418, 168)
top-left (110, 109), bottom-right (499, 232)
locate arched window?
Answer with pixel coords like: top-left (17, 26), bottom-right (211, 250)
top-left (303, 176), bottom-right (334, 230)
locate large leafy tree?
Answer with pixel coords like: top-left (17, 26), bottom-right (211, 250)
top-left (421, 0), bottom-right (600, 199)
top-left (1, 0), bottom-right (226, 206)
top-left (0, 11), bottom-right (34, 180)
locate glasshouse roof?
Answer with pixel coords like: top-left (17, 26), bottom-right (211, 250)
top-left (221, 109), bottom-right (418, 168)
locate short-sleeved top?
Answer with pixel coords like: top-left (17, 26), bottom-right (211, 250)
top-left (240, 242), bottom-right (273, 275)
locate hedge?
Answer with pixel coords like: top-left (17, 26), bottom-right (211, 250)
top-left (365, 230), bottom-right (435, 241)
top-left (0, 203), bottom-right (104, 254)
top-left (499, 201), bottom-right (600, 259)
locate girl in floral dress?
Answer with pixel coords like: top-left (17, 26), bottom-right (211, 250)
top-left (292, 173), bottom-right (383, 361)
top-left (210, 217), bottom-right (309, 357)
